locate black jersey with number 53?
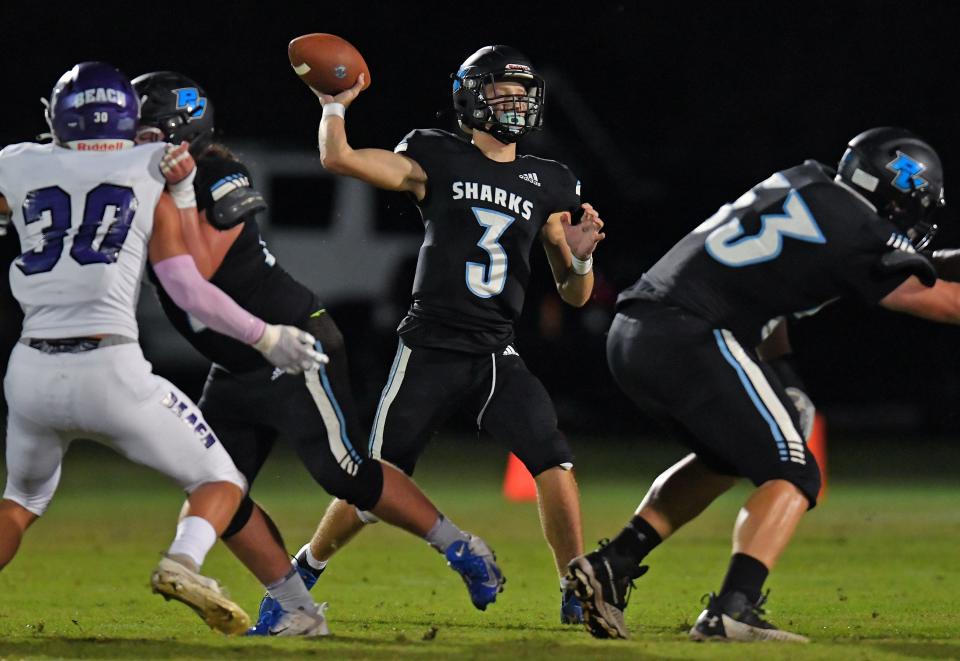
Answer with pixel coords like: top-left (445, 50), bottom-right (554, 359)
top-left (395, 129), bottom-right (580, 353)
top-left (618, 160), bottom-right (936, 345)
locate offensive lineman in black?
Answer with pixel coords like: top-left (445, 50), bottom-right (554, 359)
top-left (272, 45), bottom-right (605, 624)
top-left (132, 72), bottom-right (504, 636)
top-left (567, 128), bottom-right (960, 642)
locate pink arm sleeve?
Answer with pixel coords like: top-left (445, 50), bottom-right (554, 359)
top-left (152, 254), bottom-right (266, 345)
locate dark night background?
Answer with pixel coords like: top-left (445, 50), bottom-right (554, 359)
top-left (3, 0), bottom-right (960, 442)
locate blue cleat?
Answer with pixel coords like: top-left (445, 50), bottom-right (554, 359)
top-left (445, 535), bottom-right (505, 610)
top-left (561, 587), bottom-right (584, 624)
top-left (246, 554), bottom-right (324, 636)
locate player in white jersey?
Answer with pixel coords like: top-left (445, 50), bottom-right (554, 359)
top-left (0, 62), bottom-right (327, 635)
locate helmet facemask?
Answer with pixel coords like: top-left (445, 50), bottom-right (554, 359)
top-left (454, 68), bottom-right (545, 144)
top-left (885, 181), bottom-right (945, 250)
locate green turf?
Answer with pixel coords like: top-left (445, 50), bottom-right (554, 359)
top-left (0, 437), bottom-right (957, 660)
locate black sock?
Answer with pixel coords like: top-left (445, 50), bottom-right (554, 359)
top-left (719, 553), bottom-right (769, 604)
top-left (609, 515), bottom-right (662, 565)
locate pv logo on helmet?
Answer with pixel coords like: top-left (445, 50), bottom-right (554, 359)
top-left (173, 87), bottom-right (207, 118)
top-left (886, 151), bottom-right (928, 192)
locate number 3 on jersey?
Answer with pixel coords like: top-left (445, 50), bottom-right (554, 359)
top-left (705, 190), bottom-right (825, 267)
top-left (16, 184), bottom-right (137, 275)
top-left (466, 207), bottom-right (514, 298)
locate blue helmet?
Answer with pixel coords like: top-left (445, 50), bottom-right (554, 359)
top-left (44, 62), bottom-right (139, 150)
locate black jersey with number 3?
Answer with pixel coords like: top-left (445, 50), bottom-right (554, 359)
top-left (150, 153), bottom-right (318, 372)
top-left (618, 160), bottom-right (935, 345)
top-left (395, 129), bottom-right (580, 353)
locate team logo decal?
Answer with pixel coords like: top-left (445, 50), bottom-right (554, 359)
top-left (172, 87), bottom-right (207, 118)
top-left (886, 151), bottom-right (928, 192)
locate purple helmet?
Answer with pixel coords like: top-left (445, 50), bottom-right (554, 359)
top-left (44, 62), bottom-right (139, 151)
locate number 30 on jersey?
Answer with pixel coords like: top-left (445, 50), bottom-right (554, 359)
top-left (466, 207), bottom-right (514, 298)
top-left (704, 190), bottom-right (825, 267)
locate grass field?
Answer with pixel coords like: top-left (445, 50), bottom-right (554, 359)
top-left (0, 435), bottom-right (957, 660)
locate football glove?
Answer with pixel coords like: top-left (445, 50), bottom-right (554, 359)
top-left (253, 324), bottom-right (328, 374)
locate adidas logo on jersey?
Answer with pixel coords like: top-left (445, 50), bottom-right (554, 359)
top-left (519, 172), bottom-right (541, 187)
top-left (502, 345), bottom-right (519, 357)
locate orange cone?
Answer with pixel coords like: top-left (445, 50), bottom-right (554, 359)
top-left (808, 413), bottom-right (828, 501)
top-left (503, 453), bottom-right (538, 501)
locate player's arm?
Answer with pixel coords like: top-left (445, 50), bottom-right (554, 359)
top-left (314, 75), bottom-right (427, 199)
top-left (540, 203), bottom-right (605, 307)
top-left (880, 276), bottom-right (960, 323)
top-left (159, 142), bottom-right (217, 278)
top-left (148, 192), bottom-right (326, 373)
top-left (0, 195), bottom-right (10, 237)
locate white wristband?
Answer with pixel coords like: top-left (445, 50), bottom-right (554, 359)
top-left (168, 169), bottom-right (197, 210)
top-left (571, 254), bottom-right (593, 275)
top-left (322, 103), bottom-right (345, 120)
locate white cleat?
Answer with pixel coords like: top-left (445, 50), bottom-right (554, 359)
top-left (268, 602), bottom-right (330, 637)
top-left (150, 556), bottom-right (251, 636)
top-left (688, 591), bottom-right (809, 643)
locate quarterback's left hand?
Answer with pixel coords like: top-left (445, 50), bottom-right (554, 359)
top-left (161, 142), bottom-right (197, 187)
top-left (562, 202), bottom-right (605, 260)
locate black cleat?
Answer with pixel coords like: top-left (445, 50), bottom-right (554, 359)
top-left (689, 591), bottom-right (809, 643)
top-left (565, 541), bottom-right (648, 639)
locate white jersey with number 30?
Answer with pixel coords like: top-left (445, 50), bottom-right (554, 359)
top-left (0, 142), bottom-right (166, 339)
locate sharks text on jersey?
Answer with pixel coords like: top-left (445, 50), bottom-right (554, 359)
top-left (451, 181), bottom-right (534, 220)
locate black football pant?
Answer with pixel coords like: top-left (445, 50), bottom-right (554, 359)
top-left (607, 300), bottom-right (821, 507)
top-left (368, 339), bottom-right (573, 477)
top-left (200, 311), bottom-right (384, 537)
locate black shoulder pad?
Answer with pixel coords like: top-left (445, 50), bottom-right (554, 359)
top-left (210, 186), bottom-right (267, 230)
top-left (879, 249), bottom-right (937, 287)
top-left (195, 155), bottom-right (267, 229)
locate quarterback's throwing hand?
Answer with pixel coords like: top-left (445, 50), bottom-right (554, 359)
top-left (253, 324), bottom-right (330, 374)
top-left (562, 202), bottom-right (606, 260)
top-left (313, 73), bottom-right (367, 109)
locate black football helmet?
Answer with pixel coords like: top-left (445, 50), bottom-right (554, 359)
top-left (451, 45), bottom-right (544, 144)
top-left (131, 71), bottom-right (214, 155)
top-left (837, 127), bottom-right (945, 249)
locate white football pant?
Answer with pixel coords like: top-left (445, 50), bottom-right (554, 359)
top-left (3, 342), bottom-right (246, 516)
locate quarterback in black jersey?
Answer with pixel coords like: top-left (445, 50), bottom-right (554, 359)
top-left (133, 72), bottom-right (504, 636)
top-left (291, 45), bottom-right (606, 623)
top-left (568, 128), bottom-right (960, 642)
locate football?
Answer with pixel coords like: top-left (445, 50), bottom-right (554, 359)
top-left (287, 33), bottom-right (372, 95)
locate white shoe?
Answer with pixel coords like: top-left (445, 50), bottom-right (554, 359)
top-left (269, 602), bottom-right (330, 637)
top-left (150, 556), bottom-right (251, 635)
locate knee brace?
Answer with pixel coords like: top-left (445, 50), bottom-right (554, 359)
top-left (221, 496), bottom-right (255, 539)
